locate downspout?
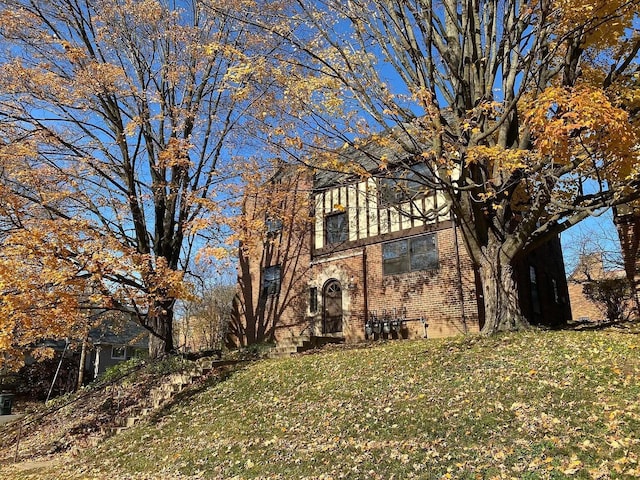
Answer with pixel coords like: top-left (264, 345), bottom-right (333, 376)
top-left (362, 246), bottom-right (369, 326)
top-left (453, 219), bottom-right (468, 333)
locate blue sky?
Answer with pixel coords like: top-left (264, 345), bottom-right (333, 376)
top-left (561, 209), bottom-right (623, 276)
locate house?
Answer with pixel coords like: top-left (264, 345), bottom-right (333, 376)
top-left (567, 253), bottom-right (631, 323)
top-left (235, 141), bottom-right (572, 348)
top-left (84, 315), bottom-right (148, 379)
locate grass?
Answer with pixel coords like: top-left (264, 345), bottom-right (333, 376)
top-left (3, 329), bottom-right (640, 479)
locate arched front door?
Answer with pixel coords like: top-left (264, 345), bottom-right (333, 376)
top-left (322, 279), bottom-right (343, 334)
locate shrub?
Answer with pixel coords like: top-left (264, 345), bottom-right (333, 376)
top-left (583, 278), bottom-right (633, 323)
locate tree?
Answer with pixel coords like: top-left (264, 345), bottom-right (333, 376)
top-left (230, 164), bottom-right (314, 347)
top-left (562, 211), bottom-right (624, 277)
top-left (218, 0), bottom-right (640, 333)
top-left (0, 0), bottom-right (271, 361)
top-left (176, 283), bottom-right (236, 352)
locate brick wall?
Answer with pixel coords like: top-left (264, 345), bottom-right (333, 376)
top-left (233, 169), bottom-right (315, 346)
top-left (566, 252), bottom-right (632, 323)
top-left (236, 167), bottom-right (571, 347)
top-left (567, 282), bottom-right (607, 322)
top-left (270, 223), bottom-right (481, 343)
top-left (614, 209), bottom-right (640, 317)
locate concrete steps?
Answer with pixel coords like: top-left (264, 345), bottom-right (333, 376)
top-left (104, 355), bottom-right (219, 437)
top-left (268, 335), bottom-right (311, 358)
top-left (268, 334), bottom-right (344, 358)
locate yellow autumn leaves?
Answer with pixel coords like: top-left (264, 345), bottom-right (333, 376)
top-left (523, 85), bottom-right (637, 169)
top-left (552, 0), bottom-right (636, 49)
top-left (464, 83), bottom-right (639, 188)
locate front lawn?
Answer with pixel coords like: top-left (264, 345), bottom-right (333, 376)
top-left (7, 329), bottom-right (640, 479)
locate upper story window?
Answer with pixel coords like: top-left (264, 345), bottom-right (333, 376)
top-left (265, 216), bottom-right (283, 235)
top-left (378, 162), bottom-right (432, 206)
top-left (325, 212), bottom-right (348, 245)
top-left (382, 233), bottom-right (438, 275)
top-left (262, 265), bottom-right (281, 296)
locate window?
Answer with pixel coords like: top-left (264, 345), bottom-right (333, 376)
top-left (409, 234), bottom-right (438, 271)
top-left (382, 233), bottom-right (438, 275)
top-left (262, 265), bottom-right (281, 296)
top-left (309, 287), bottom-right (318, 313)
top-left (265, 216), bottom-right (283, 235)
top-left (530, 266), bottom-right (541, 314)
top-left (325, 212), bottom-right (348, 245)
top-left (551, 278), bottom-right (559, 304)
top-left (111, 346), bottom-right (126, 360)
top-left (379, 163), bottom-right (432, 206)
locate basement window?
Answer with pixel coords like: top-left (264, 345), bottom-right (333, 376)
top-left (383, 233), bottom-right (438, 275)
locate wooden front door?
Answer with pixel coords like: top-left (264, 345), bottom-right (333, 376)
top-left (322, 279), bottom-right (343, 333)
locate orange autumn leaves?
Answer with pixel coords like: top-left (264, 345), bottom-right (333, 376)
top-left (0, 217), bottom-right (192, 369)
top-left (523, 85), bottom-right (637, 173)
top-left (0, 222), bottom-right (87, 368)
top-left (465, 84), bottom-right (639, 190)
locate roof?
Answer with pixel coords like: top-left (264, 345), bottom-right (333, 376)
top-left (569, 253), bottom-right (626, 282)
top-left (313, 127), bottom-right (422, 190)
top-left (313, 134), bottom-right (412, 190)
top-left (88, 313), bottom-right (148, 348)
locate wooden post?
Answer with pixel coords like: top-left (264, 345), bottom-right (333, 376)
top-left (77, 335), bottom-right (87, 390)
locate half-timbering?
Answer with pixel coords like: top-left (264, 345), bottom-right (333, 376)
top-left (235, 150), bottom-right (572, 349)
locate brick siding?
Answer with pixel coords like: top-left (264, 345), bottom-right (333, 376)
top-left (236, 167), bottom-right (571, 347)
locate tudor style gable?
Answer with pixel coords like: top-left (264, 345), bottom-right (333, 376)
top-left (312, 162), bottom-right (452, 254)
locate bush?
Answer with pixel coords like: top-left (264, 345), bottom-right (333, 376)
top-left (583, 278), bottom-right (633, 323)
top-left (16, 353), bottom-right (80, 400)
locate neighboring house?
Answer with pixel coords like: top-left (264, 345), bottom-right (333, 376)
top-left (567, 253), bottom-right (629, 323)
top-left (235, 141), bottom-right (571, 347)
top-left (84, 316), bottom-right (148, 379)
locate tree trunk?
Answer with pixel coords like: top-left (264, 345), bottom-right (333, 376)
top-left (77, 335), bottom-right (87, 390)
top-left (148, 302), bottom-right (175, 358)
top-left (478, 242), bottom-right (529, 334)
